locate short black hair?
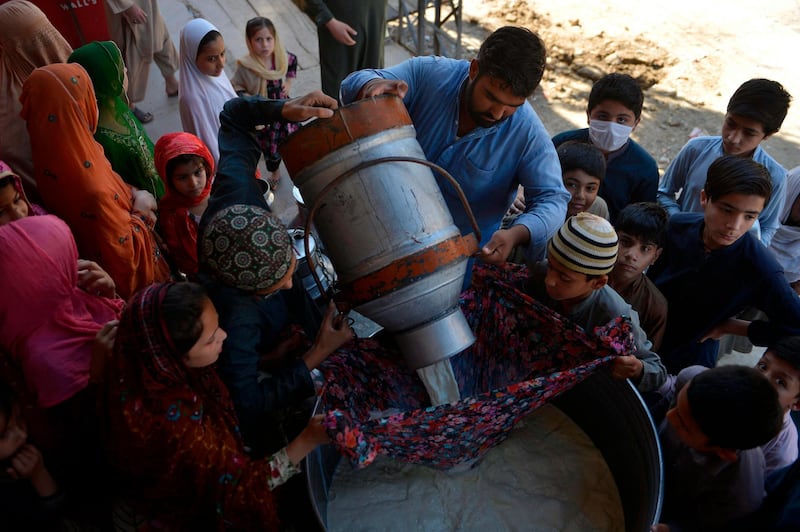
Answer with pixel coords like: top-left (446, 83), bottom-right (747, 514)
top-left (767, 336), bottom-right (800, 373)
top-left (588, 73), bottom-right (644, 119)
top-left (727, 79), bottom-right (792, 135)
top-left (704, 155), bottom-right (772, 206)
top-left (197, 30), bottom-right (223, 59)
top-left (162, 282), bottom-right (209, 356)
top-left (476, 26), bottom-right (546, 98)
top-left (556, 141), bottom-right (606, 182)
top-left (165, 154), bottom-right (208, 182)
top-left (614, 202), bottom-right (668, 248)
top-left (687, 365), bottom-right (782, 450)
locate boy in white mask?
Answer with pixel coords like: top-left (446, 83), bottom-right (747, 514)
top-left (553, 73), bottom-right (659, 222)
top-left (657, 79), bottom-right (791, 247)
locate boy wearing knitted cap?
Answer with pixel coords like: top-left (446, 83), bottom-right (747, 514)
top-left (196, 92), bottom-right (355, 456)
top-left (525, 212), bottom-right (667, 392)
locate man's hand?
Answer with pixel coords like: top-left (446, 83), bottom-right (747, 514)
top-left (281, 91), bottom-right (338, 122)
top-left (477, 226), bottom-right (529, 265)
top-left (324, 18), bottom-right (357, 45)
top-left (356, 79), bottom-right (409, 100)
top-left (77, 259), bottom-right (116, 298)
top-left (122, 5), bottom-right (147, 25)
top-left (611, 355), bottom-right (644, 381)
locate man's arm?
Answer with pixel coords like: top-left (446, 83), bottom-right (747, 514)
top-left (509, 120), bottom-right (570, 261)
top-left (657, 142), bottom-right (695, 217)
top-left (758, 165), bottom-right (787, 247)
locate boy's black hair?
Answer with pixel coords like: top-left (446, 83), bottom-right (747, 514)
top-left (767, 336), bottom-right (800, 373)
top-left (614, 202), bottom-right (668, 248)
top-left (197, 30), bottom-right (223, 59)
top-left (245, 16), bottom-right (276, 41)
top-left (687, 365), bottom-right (782, 450)
top-left (727, 79), bottom-right (792, 135)
top-left (165, 154), bottom-right (208, 182)
top-left (161, 282), bottom-right (209, 356)
top-left (476, 26), bottom-right (546, 98)
top-left (704, 155), bottom-right (772, 206)
top-left (588, 73), bottom-right (644, 120)
top-left (556, 140), bottom-right (606, 182)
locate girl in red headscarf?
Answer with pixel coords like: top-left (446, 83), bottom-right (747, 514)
top-left (154, 132), bottom-right (214, 278)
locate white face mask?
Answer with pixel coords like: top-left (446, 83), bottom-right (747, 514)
top-left (588, 119), bottom-right (633, 152)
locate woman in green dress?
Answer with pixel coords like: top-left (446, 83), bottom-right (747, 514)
top-left (68, 41), bottom-right (165, 199)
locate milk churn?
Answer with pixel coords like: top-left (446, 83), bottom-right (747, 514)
top-left (280, 95), bottom-right (479, 370)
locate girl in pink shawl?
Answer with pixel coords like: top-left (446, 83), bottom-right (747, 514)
top-left (0, 160), bottom-right (46, 225)
top-left (154, 132), bottom-right (214, 277)
top-left (0, 215), bottom-right (123, 408)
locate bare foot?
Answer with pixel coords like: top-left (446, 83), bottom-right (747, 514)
top-left (165, 74), bottom-right (178, 97)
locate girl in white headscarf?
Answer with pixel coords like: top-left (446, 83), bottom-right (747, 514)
top-left (769, 166), bottom-right (800, 294)
top-left (178, 18), bottom-right (237, 165)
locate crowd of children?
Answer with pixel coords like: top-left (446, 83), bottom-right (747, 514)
top-left (2, 0), bottom-right (800, 529)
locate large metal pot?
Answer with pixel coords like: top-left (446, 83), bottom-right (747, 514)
top-left (306, 372), bottom-right (663, 531)
top-left (280, 95), bottom-right (480, 370)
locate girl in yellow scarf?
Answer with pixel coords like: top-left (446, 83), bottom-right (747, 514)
top-left (231, 17), bottom-right (298, 189)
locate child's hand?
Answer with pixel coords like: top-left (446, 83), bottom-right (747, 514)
top-left (611, 355), bottom-right (644, 381)
top-left (131, 189), bottom-right (158, 228)
top-left (7, 444), bottom-right (59, 497)
top-left (286, 415), bottom-right (330, 465)
top-left (77, 259), bottom-right (116, 298)
top-left (91, 320), bottom-right (119, 384)
top-left (282, 91), bottom-right (337, 122)
top-left (7, 444), bottom-right (44, 480)
top-left (304, 302), bottom-right (354, 370)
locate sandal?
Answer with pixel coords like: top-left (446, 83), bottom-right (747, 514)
top-left (132, 107), bottom-right (154, 124)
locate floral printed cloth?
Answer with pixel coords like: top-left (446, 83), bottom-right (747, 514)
top-left (319, 263), bottom-right (635, 470)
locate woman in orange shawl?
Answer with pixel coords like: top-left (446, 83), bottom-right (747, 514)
top-left (19, 63), bottom-right (170, 299)
top-left (154, 132), bottom-right (214, 277)
top-left (0, 0), bottom-right (72, 203)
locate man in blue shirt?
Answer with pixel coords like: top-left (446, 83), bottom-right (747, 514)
top-left (340, 26), bottom-right (569, 268)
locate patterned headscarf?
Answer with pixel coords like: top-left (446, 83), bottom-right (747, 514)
top-left (104, 282), bottom-right (281, 529)
top-left (200, 204), bottom-right (293, 293)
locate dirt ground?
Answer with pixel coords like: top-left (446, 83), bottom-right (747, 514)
top-left (414, 0), bottom-right (800, 173)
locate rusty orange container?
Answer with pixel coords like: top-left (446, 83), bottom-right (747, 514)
top-left (280, 95), bottom-right (479, 369)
